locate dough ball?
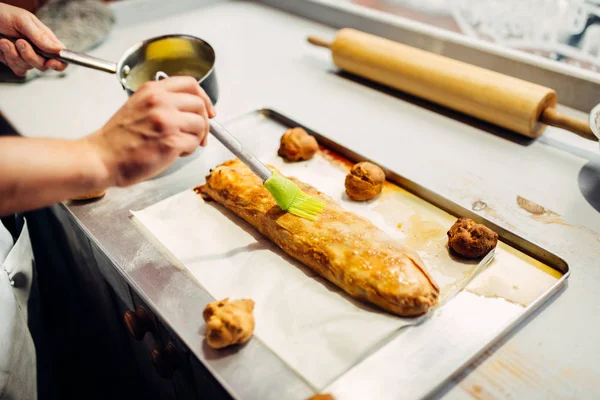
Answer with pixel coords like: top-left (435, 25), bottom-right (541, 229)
top-left (447, 218), bottom-right (498, 258)
top-left (307, 395), bottom-right (335, 400)
top-left (345, 162), bottom-right (385, 201)
top-left (278, 127), bottom-right (318, 161)
top-left (203, 298), bottom-right (255, 349)
top-left (70, 189), bottom-right (106, 201)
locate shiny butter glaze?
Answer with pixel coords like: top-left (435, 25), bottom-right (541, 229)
top-left (204, 159), bottom-right (439, 317)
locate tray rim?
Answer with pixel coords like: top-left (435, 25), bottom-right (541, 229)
top-left (68, 104), bottom-right (571, 400)
top-left (258, 107), bottom-right (569, 278)
top-left (244, 107), bottom-right (570, 398)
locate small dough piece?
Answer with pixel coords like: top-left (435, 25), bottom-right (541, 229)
top-left (70, 189), bottom-right (106, 201)
top-left (447, 218), bottom-right (498, 258)
top-left (345, 162), bottom-right (385, 201)
top-left (278, 127), bottom-right (319, 161)
top-left (307, 395), bottom-right (335, 400)
top-left (203, 298), bottom-right (255, 349)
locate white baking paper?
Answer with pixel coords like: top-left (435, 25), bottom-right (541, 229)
top-left (132, 155), bottom-right (422, 389)
top-left (131, 114), bottom-right (558, 390)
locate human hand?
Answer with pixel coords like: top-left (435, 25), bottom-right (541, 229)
top-left (85, 76), bottom-right (216, 188)
top-left (0, 3), bottom-right (67, 76)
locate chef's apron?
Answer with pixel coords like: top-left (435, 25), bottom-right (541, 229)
top-left (0, 217), bottom-right (37, 399)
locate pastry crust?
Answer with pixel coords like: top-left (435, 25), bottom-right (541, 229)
top-left (307, 395), bottom-right (335, 400)
top-left (203, 159), bottom-right (439, 317)
top-left (70, 189), bottom-right (106, 201)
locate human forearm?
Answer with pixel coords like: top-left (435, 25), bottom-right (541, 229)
top-left (0, 136), bottom-right (111, 216)
top-left (0, 77), bottom-right (213, 216)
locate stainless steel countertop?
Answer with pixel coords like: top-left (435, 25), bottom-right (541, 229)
top-left (1, 0), bottom-right (600, 398)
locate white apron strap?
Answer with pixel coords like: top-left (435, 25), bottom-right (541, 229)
top-left (0, 220), bottom-right (37, 400)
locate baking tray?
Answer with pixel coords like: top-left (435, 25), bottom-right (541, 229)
top-left (257, 109), bottom-right (569, 398)
top-left (133, 108), bottom-right (569, 399)
top-left (268, 108), bottom-right (568, 276)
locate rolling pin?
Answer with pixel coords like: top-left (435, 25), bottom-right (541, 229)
top-left (308, 29), bottom-right (597, 141)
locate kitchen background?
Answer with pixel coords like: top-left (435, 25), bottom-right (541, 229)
top-left (348, 0), bottom-right (600, 73)
top-left (3, 0), bottom-right (600, 134)
top-left (5, 0), bottom-right (600, 72)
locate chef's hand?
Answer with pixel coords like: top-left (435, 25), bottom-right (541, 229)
top-left (86, 76), bottom-right (216, 187)
top-left (0, 3), bottom-right (67, 76)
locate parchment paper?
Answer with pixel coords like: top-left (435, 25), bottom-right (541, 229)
top-left (132, 155), bottom-right (425, 389)
top-left (131, 114), bottom-right (558, 389)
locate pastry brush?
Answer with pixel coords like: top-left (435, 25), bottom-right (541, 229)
top-left (155, 72), bottom-right (326, 220)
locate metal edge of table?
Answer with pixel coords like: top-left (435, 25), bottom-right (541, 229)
top-left (44, 0), bottom-right (577, 398)
top-left (64, 105), bottom-right (571, 400)
top-left (56, 99), bottom-right (574, 400)
top-left (421, 273), bottom-right (569, 399)
top-left (60, 112), bottom-right (316, 400)
top-left (256, 0), bottom-right (600, 113)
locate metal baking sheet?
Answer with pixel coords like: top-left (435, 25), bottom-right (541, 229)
top-left (133, 108), bottom-right (568, 399)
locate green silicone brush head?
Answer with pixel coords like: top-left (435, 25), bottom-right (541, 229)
top-left (263, 172), bottom-right (326, 221)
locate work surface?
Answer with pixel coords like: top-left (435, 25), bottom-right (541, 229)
top-left (1, 0), bottom-right (600, 398)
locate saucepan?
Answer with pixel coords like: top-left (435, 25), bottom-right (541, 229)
top-left (0, 34), bottom-right (219, 103)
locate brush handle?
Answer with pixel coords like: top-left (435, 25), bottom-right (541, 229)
top-left (209, 120), bottom-right (273, 181)
top-left (154, 71), bottom-right (273, 181)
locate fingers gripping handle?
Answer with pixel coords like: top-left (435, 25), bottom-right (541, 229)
top-left (0, 35), bottom-right (117, 74)
top-left (155, 71), bottom-right (272, 181)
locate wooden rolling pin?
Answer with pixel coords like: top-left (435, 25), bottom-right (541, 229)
top-left (308, 29), bottom-right (597, 141)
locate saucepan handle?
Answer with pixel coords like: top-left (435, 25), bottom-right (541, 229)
top-left (0, 35), bottom-right (117, 74)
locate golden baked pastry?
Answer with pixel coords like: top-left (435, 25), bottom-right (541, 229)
top-left (307, 394), bottom-right (335, 400)
top-left (345, 162), bottom-right (385, 201)
top-left (203, 159), bottom-right (439, 317)
top-left (278, 127), bottom-right (319, 161)
top-left (203, 298), bottom-right (255, 349)
top-left (70, 189), bottom-right (106, 201)
top-left (447, 218), bottom-right (498, 258)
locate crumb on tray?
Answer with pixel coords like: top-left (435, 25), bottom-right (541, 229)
top-left (193, 185), bottom-right (213, 201)
top-left (447, 218), bottom-right (498, 258)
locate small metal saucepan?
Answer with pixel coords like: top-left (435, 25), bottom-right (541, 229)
top-left (0, 34), bottom-right (219, 103)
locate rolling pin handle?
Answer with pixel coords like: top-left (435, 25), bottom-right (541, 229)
top-left (540, 108), bottom-right (598, 142)
top-left (307, 36), bottom-right (332, 49)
